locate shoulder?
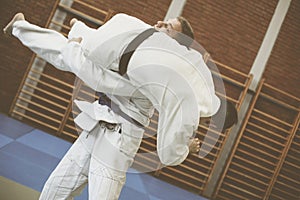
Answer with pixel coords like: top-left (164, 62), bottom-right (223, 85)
top-left (108, 13), bottom-right (151, 30)
top-left (112, 13), bottom-right (146, 24)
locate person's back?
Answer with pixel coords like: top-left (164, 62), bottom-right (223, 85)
top-left (126, 31), bottom-right (220, 117)
top-left (83, 14), bottom-right (220, 165)
top-left (85, 13), bottom-right (219, 165)
top-left (83, 13), bottom-right (219, 121)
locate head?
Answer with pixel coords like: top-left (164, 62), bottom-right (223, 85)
top-left (200, 98), bottom-right (238, 131)
top-left (154, 16), bottom-right (194, 48)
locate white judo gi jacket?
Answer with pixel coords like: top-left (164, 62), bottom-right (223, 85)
top-left (13, 13), bottom-right (220, 166)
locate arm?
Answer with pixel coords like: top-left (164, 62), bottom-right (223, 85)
top-left (127, 65), bottom-right (200, 166)
top-left (155, 93), bottom-right (199, 166)
top-left (12, 19), bottom-right (136, 97)
top-left (60, 39), bottom-right (137, 97)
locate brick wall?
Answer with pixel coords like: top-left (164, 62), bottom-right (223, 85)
top-left (0, 0), bottom-right (58, 113)
top-left (182, 0), bottom-right (299, 98)
top-left (182, 0), bottom-right (278, 75)
top-left (264, 0), bottom-right (300, 97)
top-left (77, 0), bottom-right (172, 27)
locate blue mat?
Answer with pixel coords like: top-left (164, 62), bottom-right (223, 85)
top-left (0, 113), bottom-right (206, 200)
top-left (0, 134), bottom-right (13, 148)
top-left (17, 129), bottom-right (72, 159)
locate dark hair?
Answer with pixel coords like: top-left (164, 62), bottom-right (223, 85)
top-left (212, 98), bottom-right (238, 131)
top-left (175, 16), bottom-right (194, 48)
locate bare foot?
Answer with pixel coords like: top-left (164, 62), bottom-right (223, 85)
top-left (70, 18), bottom-right (78, 28)
top-left (3, 13), bottom-right (25, 35)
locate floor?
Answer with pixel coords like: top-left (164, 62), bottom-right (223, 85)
top-left (0, 113), bottom-right (207, 200)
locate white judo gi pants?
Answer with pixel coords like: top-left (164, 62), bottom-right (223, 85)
top-left (39, 118), bottom-right (144, 200)
top-left (39, 126), bottom-right (124, 200)
top-left (11, 20), bottom-right (145, 200)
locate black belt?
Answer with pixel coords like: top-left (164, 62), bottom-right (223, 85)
top-left (98, 93), bottom-right (144, 127)
top-left (98, 28), bottom-right (157, 127)
top-left (119, 28), bottom-right (157, 76)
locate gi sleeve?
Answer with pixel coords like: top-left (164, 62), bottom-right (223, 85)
top-left (127, 65), bottom-right (200, 166)
top-left (156, 94), bottom-right (199, 166)
top-left (60, 41), bottom-right (137, 97)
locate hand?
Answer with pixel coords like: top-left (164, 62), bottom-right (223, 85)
top-left (189, 138), bottom-right (200, 154)
top-left (68, 37), bottom-right (82, 43)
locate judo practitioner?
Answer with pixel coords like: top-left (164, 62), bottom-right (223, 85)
top-left (3, 12), bottom-right (237, 200)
